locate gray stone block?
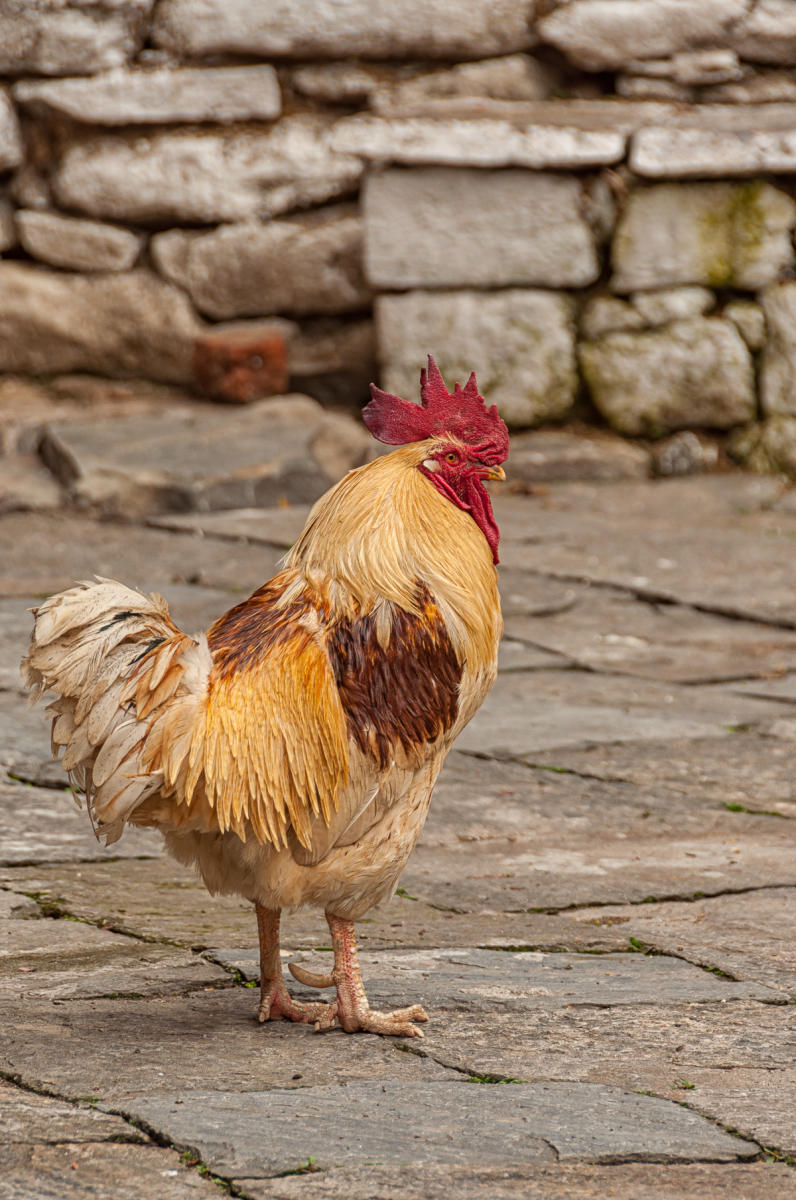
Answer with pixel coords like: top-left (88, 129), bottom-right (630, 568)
top-left (538, 0), bottom-right (748, 72)
top-left (121, 1081), bottom-right (756, 1176)
top-left (152, 0), bottom-right (538, 61)
top-left (731, 0), bottom-right (796, 65)
top-left (377, 289), bottom-right (577, 428)
top-left (632, 126), bottom-right (796, 178)
top-left (370, 55), bottom-right (558, 112)
top-left (760, 282), bottom-right (796, 415)
top-left (53, 118), bottom-right (364, 225)
top-left (0, 1), bottom-right (153, 76)
top-left (365, 169), bottom-right (599, 289)
top-left (611, 182), bottom-right (796, 292)
top-left (333, 115), bottom-right (625, 169)
top-left (152, 205), bottom-right (370, 320)
top-left (580, 318), bottom-right (755, 436)
top-left (14, 65), bottom-right (281, 125)
top-left (40, 396), bottom-right (371, 515)
top-left (15, 210), bottom-right (144, 273)
top-left (0, 92), bottom-right (22, 173)
top-left (0, 265), bottom-right (201, 382)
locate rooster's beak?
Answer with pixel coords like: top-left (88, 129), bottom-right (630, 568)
top-left (483, 465), bottom-right (506, 482)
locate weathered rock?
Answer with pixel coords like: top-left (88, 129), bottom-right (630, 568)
top-left (580, 296), bottom-right (644, 340)
top-left (0, 1), bottom-right (153, 76)
top-left (573, 889), bottom-right (796, 998)
top-left (0, 265), bottom-right (202, 383)
top-left (125, 1081), bottom-right (755, 1175)
top-left (223, 946), bottom-right (779, 1011)
top-left (0, 456), bottom-right (62, 514)
top-left (40, 396), bottom-right (372, 515)
top-left (0, 92), bottom-right (22, 174)
top-left (631, 125), bottom-right (796, 178)
top-left (580, 319), bottom-right (755, 437)
top-left (0, 510), bottom-right (285, 599)
top-left (53, 118), bottom-right (364, 225)
top-left (704, 71), bottom-right (796, 103)
top-left (0, 856), bottom-right (632, 953)
top-left (731, 0), bottom-right (796, 65)
top-left (288, 317), bottom-right (375, 377)
top-left (617, 75), bottom-right (695, 101)
top-left (416, 1004), bottom-right (794, 1156)
top-left (493, 476), bottom-right (796, 626)
top-left (0, 916), bottom-right (228, 1001)
top-left (538, 0), bottom-right (749, 72)
top-left (288, 317), bottom-right (376, 407)
top-left (626, 48), bottom-right (744, 86)
top-left (2, 1144), bottom-right (222, 1200)
top-left (152, 206), bottom-right (369, 320)
top-left (507, 430), bottom-right (650, 484)
top-left (759, 282), bottom-right (796, 416)
top-left (153, 0), bottom-right (537, 60)
top-left (1, 1079), bottom-right (145, 1144)
top-left (369, 55), bottom-right (558, 112)
top-left (290, 62), bottom-right (388, 103)
top-left (611, 182), bottom-right (796, 292)
top-left (0, 194), bottom-right (14, 250)
top-left (365, 170), bottom-right (599, 289)
top-left (192, 321), bottom-right (292, 403)
top-left (15, 210), bottom-right (144, 273)
top-left (377, 290), bottom-right (577, 428)
top-left (333, 115), bottom-right (625, 169)
top-left (249, 1164), bottom-right (796, 1200)
top-left (10, 163), bottom-right (50, 211)
top-left (652, 431), bottom-right (719, 477)
top-left (722, 299), bottom-right (766, 351)
top-left (14, 65), bottom-right (281, 125)
top-left (630, 286), bottom-right (714, 326)
top-left (0, 770), bottom-right (160, 863)
top-left (0, 990), bottom-right (453, 1097)
top-left (729, 417), bottom-right (796, 478)
top-left (503, 583), bottom-right (796, 682)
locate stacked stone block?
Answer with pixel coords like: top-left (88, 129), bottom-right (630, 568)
top-left (3, 1), bottom-right (796, 468)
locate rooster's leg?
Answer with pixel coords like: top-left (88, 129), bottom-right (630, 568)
top-left (255, 905), bottom-right (329, 1025)
top-left (291, 912), bottom-right (428, 1038)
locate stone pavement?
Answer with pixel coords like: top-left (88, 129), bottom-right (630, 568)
top-left (2, 458), bottom-right (796, 1197)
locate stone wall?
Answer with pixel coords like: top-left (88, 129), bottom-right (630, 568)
top-left (4, 1), bottom-right (796, 475)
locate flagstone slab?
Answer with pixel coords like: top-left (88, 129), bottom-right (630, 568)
top-left (147, 506), bottom-right (311, 550)
top-left (0, 771), bottom-right (160, 864)
top-left (572, 889), bottom-right (796, 998)
top-left (415, 1003), bottom-right (794, 1155)
top-left (0, 513), bottom-right (284, 600)
top-left (493, 478), bottom-right (796, 625)
top-left (210, 947), bottom-right (781, 1011)
top-left (0, 991), bottom-right (455, 1099)
top-left (0, 1143), bottom-right (221, 1200)
top-left (0, 916), bottom-right (227, 1001)
top-left (503, 585), bottom-right (796, 683)
top-left (0, 859), bottom-right (631, 954)
top-left (457, 668), bottom-right (792, 759)
top-left (538, 734), bottom-right (796, 818)
top-left (402, 749), bottom-right (796, 910)
top-left (0, 1078), bottom-right (143, 1144)
top-left (252, 1162), bottom-right (796, 1200)
top-left (119, 1080), bottom-right (755, 1177)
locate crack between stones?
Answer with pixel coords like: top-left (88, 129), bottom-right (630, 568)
top-left (516, 565), bottom-right (796, 632)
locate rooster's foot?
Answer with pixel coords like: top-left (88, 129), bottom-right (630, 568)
top-left (257, 976), bottom-right (329, 1025)
top-left (314, 998), bottom-right (428, 1038)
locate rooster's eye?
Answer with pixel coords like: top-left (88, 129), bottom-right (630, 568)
top-left (444, 452), bottom-right (458, 464)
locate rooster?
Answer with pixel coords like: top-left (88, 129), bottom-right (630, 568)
top-left (23, 358), bottom-right (508, 1038)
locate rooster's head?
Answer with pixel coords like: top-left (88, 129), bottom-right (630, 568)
top-left (362, 357), bottom-right (509, 564)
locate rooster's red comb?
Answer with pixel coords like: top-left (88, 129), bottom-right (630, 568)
top-left (363, 356), bottom-right (509, 465)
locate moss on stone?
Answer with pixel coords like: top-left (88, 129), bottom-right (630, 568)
top-left (699, 181), bottom-right (769, 289)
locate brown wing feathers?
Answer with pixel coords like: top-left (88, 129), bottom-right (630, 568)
top-left (25, 571), bottom-right (463, 851)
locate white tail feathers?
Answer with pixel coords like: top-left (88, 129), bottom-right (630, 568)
top-left (22, 578), bottom-right (211, 844)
